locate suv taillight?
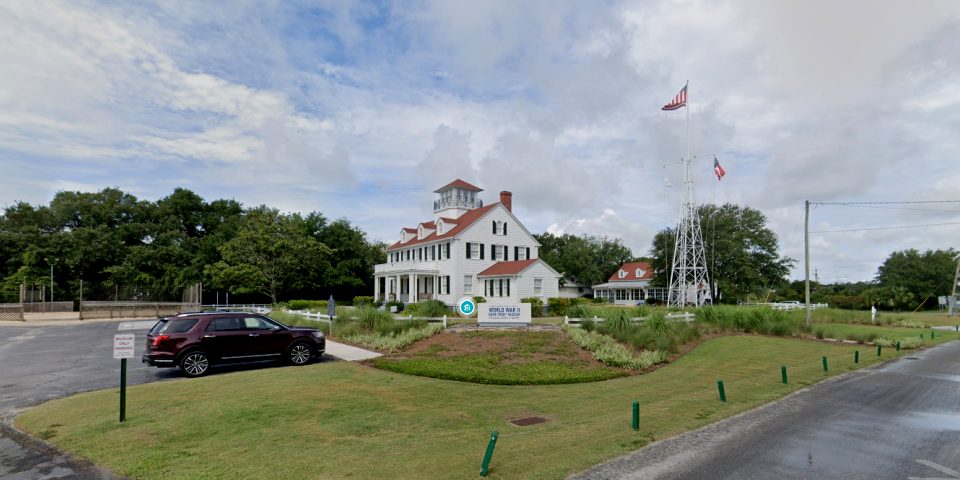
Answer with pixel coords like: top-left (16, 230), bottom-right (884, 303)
top-left (151, 335), bottom-right (170, 347)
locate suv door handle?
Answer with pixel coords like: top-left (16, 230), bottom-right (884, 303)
top-left (203, 334), bottom-right (216, 339)
top-left (248, 333), bottom-right (259, 337)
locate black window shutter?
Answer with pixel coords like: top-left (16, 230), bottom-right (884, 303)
top-left (446, 242), bottom-right (450, 258)
top-left (504, 223), bottom-right (507, 235)
top-left (503, 245), bottom-right (508, 261)
top-left (514, 246), bottom-right (518, 260)
top-left (507, 279), bottom-right (510, 297)
top-left (526, 247), bottom-right (531, 259)
top-left (446, 276), bottom-right (450, 294)
top-left (492, 220), bottom-right (496, 234)
top-left (480, 244), bottom-right (485, 259)
top-left (466, 242), bottom-right (471, 259)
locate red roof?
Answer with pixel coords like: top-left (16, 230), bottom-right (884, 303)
top-left (608, 262), bottom-right (654, 282)
top-left (387, 203), bottom-right (497, 251)
top-left (402, 227), bottom-right (417, 233)
top-left (420, 221), bottom-right (436, 229)
top-left (477, 259), bottom-right (538, 277)
top-left (439, 217), bottom-right (459, 224)
top-left (434, 179), bottom-right (483, 193)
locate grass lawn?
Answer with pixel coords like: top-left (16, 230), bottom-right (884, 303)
top-left (814, 322), bottom-right (960, 344)
top-left (17, 335), bottom-right (946, 480)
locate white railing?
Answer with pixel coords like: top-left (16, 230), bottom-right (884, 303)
top-left (283, 309), bottom-right (449, 331)
top-left (743, 302), bottom-right (830, 311)
top-left (564, 312), bottom-right (695, 326)
top-left (375, 261), bottom-right (439, 273)
top-left (202, 304), bottom-right (272, 314)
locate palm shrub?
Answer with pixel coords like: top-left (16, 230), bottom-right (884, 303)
top-left (354, 306), bottom-right (395, 332)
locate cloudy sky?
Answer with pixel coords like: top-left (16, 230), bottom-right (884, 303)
top-left (2, 0), bottom-right (959, 283)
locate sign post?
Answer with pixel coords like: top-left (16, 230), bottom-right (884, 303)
top-left (113, 334), bottom-right (135, 422)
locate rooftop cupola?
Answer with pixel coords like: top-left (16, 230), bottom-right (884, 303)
top-left (433, 179), bottom-right (483, 219)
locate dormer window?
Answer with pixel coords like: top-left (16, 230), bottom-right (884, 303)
top-left (437, 221), bottom-right (444, 235)
top-left (636, 268), bottom-right (645, 278)
top-left (618, 270), bottom-right (627, 279)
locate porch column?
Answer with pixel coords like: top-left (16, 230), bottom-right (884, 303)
top-left (395, 275), bottom-right (401, 301)
top-left (374, 275), bottom-right (380, 301)
top-left (409, 273), bottom-right (416, 303)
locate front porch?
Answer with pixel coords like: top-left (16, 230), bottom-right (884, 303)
top-left (374, 271), bottom-right (445, 304)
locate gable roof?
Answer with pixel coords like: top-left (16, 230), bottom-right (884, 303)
top-left (388, 203), bottom-right (497, 251)
top-left (608, 261), bottom-right (654, 282)
top-left (419, 221), bottom-right (436, 229)
top-left (477, 259), bottom-right (539, 277)
top-left (434, 179), bottom-right (482, 193)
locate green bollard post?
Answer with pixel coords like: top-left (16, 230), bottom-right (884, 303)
top-left (822, 356), bottom-right (828, 372)
top-left (854, 350), bottom-right (860, 364)
top-left (931, 330), bottom-right (935, 339)
top-left (632, 400), bottom-right (639, 431)
top-left (896, 341), bottom-right (901, 351)
top-left (781, 365), bottom-right (787, 384)
top-left (480, 431), bottom-right (499, 477)
top-left (877, 344), bottom-right (882, 356)
top-left (920, 334), bottom-right (924, 339)
top-left (717, 380), bottom-right (726, 402)
top-left (119, 358), bottom-right (127, 423)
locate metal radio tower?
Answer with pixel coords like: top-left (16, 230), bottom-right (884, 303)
top-left (667, 85), bottom-right (710, 307)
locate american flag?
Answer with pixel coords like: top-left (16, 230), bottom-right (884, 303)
top-left (661, 83), bottom-right (687, 111)
top-left (714, 157), bottom-right (726, 181)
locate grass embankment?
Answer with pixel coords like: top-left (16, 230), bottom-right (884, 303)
top-left (373, 331), bottom-right (627, 384)
top-left (270, 308), bottom-right (442, 352)
top-left (19, 335), bottom-right (930, 480)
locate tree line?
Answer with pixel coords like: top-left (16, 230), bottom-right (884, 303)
top-left (2, 190), bottom-right (953, 309)
top-left (0, 188), bottom-right (385, 304)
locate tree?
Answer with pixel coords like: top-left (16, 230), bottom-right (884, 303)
top-left (876, 248), bottom-right (958, 309)
top-left (204, 208), bottom-right (333, 303)
top-left (649, 203), bottom-right (794, 302)
top-left (534, 233), bottom-right (634, 289)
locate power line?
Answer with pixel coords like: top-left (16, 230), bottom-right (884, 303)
top-left (822, 204), bottom-right (960, 213)
top-left (810, 221), bottom-right (960, 233)
top-left (812, 200), bottom-right (960, 206)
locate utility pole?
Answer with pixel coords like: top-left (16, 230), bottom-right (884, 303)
top-left (804, 200), bottom-right (811, 328)
top-left (950, 254), bottom-right (960, 317)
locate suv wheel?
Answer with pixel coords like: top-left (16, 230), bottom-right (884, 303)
top-left (180, 351), bottom-right (211, 377)
top-left (288, 341), bottom-right (312, 365)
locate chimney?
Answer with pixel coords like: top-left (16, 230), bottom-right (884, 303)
top-left (500, 191), bottom-right (512, 212)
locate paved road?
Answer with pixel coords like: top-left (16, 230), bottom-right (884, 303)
top-left (574, 340), bottom-right (960, 480)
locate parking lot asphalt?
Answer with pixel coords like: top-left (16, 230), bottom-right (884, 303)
top-left (0, 319), bottom-right (345, 479)
top-left (573, 340), bottom-right (960, 480)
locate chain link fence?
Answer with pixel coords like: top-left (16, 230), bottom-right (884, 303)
top-left (0, 284), bottom-right (25, 321)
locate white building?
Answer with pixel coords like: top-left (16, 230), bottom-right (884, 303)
top-left (558, 278), bottom-right (590, 299)
top-left (592, 261), bottom-right (669, 305)
top-left (373, 179), bottom-right (561, 305)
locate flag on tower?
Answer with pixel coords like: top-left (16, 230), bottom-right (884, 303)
top-left (661, 83), bottom-right (687, 111)
top-left (713, 157), bottom-right (726, 181)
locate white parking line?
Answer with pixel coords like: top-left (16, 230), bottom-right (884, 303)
top-left (908, 459), bottom-right (960, 479)
top-left (117, 320), bottom-right (158, 331)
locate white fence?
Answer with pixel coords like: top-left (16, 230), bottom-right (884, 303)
top-left (743, 302), bottom-right (830, 311)
top-left (202, 304), bottom-right (272, 314)
top-left (282, 309), bottom-right (449, 332)
top-left (564, 312), bottom-right (695, 326)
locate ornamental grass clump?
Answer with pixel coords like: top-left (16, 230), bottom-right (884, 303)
top-left (564, 326), bottom-right (668, 370)
top-left (341, 324), bottom-right (443, 353)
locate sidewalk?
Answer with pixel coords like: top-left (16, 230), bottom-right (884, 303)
top-left (324, 340), bottom-right (382, 361)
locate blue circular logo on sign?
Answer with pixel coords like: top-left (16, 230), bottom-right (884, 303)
top-left (457, 297), bottom-right (476, 317)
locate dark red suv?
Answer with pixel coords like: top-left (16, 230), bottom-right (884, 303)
top-left (142, 311), bottom-right (325, 377)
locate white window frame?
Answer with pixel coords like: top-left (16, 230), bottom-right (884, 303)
top-left (534, 278), bottom-right (542, 296)
top-left (469, 242), bottom-right (480, 259)
top-left (464, 275), bottom-right (473, 293)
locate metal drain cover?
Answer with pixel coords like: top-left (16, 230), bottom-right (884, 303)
top-left (509, 416), bottom-right (549, 426)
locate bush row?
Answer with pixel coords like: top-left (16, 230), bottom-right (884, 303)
top-left (564, 326), bottom-right (668, 370)
top-left (340, 324), bottom-right (443, 353)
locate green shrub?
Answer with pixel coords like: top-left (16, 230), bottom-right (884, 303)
top-left (472, 296), bottom-right (487, 304)
top-left (406, 300), bottom-right (449, 318)
top-left (547, 298), bottom-right (572, 316)
top-left (352, 296), bottom-right (376, 307)
top-left (354, 306), bottom-right (396, 332)
top-left (521, 297), bottom-right (544, 317)
top-left (287, 299), bottom-right (327, 311)
top-left (645, 311), bottom-right (668, 334)
top-left (580, 318), bottom-right (595, 332)
top-left (898, 337), bottom-right (924, 349)
top-left (815, 327), bottom-right (825, 339)
top-left (567, 304), bottom-right (590, 319)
